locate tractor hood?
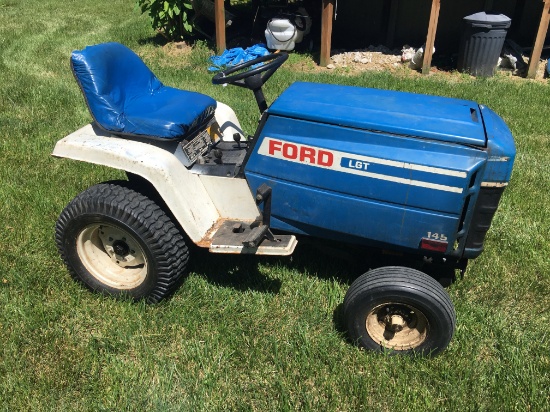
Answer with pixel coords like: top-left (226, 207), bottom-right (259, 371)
top-left (268, 82), bottom-right (487, 147)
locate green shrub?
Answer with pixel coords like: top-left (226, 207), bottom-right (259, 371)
top-left (136, 0), bottom-right (195, 40)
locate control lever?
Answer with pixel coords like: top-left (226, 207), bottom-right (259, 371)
top-left (213, 148), bottom-right (223, 164)
top-left (233, 133), bottom-right (246, 149)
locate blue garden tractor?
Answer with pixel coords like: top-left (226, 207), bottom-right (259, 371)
top-left (54, 43), bottom-right (515, 355)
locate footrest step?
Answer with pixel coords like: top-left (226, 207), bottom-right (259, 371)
top-left (209, 220), bottom-right (297, 256)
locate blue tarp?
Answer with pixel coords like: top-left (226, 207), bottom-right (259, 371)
top-left (208, 44), bottom-right (269, 71)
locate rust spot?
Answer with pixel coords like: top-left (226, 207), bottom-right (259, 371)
top-left (196, 218), bottom-right (227, 248)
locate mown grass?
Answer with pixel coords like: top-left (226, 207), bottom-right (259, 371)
top-left (1, 0), bottom-right (549, 410)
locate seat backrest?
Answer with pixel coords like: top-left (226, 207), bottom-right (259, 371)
top-left (71, 42), bottom-right (163, 133)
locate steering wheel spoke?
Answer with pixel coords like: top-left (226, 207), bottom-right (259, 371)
top-left (233, 78), bottom-right (248, 88)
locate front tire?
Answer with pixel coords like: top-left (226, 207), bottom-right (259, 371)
top-left (55, 182), bottom-right (189, 303)
top-left (343, 267), bottom-right (456, 356)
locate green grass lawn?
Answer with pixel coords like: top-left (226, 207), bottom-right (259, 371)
top-left (1, 0), bottom-right (549, 410)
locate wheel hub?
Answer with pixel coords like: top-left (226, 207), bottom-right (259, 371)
top-left (112, 240), bottom-right (130, 257)
top-left (76, 223), bottom-right (148, 289)
top-left (97, 226), bottom-right (144, 268)
top-left (385, 314), bottom-right (406, 332)
top-left (366, 303), bottom-right (428, 350)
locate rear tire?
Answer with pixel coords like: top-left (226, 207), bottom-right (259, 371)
top-left (343, 266), bottom-right (456, 356)
top-left (55, 182), bottom-right (189, 303)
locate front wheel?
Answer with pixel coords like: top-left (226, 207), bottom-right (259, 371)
top-left (55, 182), bottom-right (189, 303)
top-left (343, 267), bottom-right (456, 356)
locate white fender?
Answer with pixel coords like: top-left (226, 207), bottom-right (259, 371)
top-left (215, 101), bottom-right (245, 142)
top-left (52, 121), bottom-right (259, 244)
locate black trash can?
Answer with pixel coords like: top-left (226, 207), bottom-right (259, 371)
top-left (457, 12), bottom-right (511, 77)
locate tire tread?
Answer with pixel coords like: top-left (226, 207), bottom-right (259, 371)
top-left (343, 266), bottom-right (456, 355)
top-left (55, 182), bottom-right (189, 303)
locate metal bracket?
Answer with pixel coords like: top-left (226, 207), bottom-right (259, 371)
top-left (255, 183), bottom-right (272, 227)
top-left (242, 183), bottom-right (276, 247)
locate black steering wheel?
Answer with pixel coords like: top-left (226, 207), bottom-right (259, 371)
top-left (212, 52), bottom-right (288, 88)
top-left (212, 52), bottom-right (288, 114)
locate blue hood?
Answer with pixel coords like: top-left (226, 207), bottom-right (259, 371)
top-left (268, 82), bottom-right (487, 147)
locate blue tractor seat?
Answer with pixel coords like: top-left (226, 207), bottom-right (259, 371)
top-left (71, 42), bottom-right (217, 140)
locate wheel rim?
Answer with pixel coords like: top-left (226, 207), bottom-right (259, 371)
top-left (76, 223), bottom-right (148, 290)
top-left (365, 303), bottom-right (429, 350)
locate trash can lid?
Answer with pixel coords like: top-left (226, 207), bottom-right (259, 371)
top-left (464, 12), bottom-right (511, 28)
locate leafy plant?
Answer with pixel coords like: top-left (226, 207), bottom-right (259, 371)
top-left (136, 0), bottom-right (195, 40)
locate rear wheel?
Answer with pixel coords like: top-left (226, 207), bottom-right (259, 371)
top-left (343, 266), bottom-right (456, 356)
top-left (55, 182), bottom-right (189, 303)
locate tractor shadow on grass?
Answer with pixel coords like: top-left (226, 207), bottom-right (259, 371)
top-left (187, 236), bottom-right (365, 296)
top-left (189, 246), bottom-right (283, 295)
top-left (187, 236), bottom-right (456, 340)
top-left (188, 237), bottom-right (364, 341)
